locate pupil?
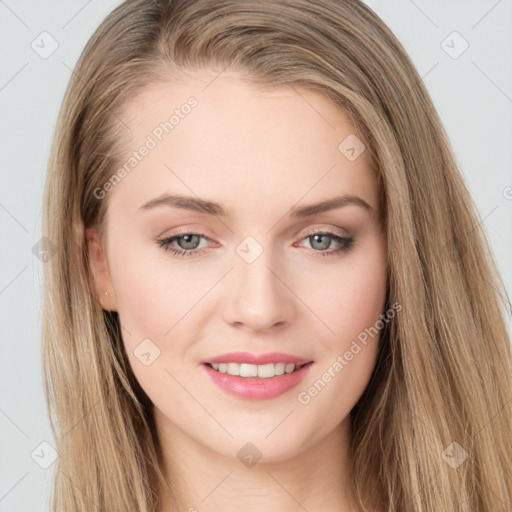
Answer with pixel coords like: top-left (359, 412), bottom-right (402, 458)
top-left (312, 234), bottom-right (330, 250)
top-left (180, 234), bottom-right (199, 250)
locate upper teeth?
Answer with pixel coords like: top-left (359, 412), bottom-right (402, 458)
top-left (210, 362), bottom-right (300, 378)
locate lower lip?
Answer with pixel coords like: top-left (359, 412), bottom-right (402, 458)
top-left (202, 362), bottom-right (314, 400)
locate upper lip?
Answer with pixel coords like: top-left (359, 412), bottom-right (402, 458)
top-left (202, 351), bottom-right (313, 366)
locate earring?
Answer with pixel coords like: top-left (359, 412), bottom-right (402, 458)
top-left (105, 291), bottom-right (108, 296)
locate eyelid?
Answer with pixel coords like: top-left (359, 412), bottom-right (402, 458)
top-left (159, 224), bottom-right (350, 243)
top-left (157, 225), bottom-right (216, 241)
top-left (299, 226), bottom-right (349, 238)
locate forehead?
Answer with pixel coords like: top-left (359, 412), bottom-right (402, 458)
top-left (109, 70), bottom-right (379, 217)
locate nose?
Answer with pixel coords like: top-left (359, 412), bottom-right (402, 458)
top-left (222, 249), bottom-right (296, 332)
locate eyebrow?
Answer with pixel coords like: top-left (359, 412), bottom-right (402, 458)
top-left (138, 193), bottom-right (373, 217)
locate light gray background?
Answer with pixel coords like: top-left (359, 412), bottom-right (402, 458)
top-left (1, 1), bottom-right (511, 510)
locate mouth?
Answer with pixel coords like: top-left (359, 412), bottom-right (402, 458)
top-left (204, 361), bottom-right (309, 379)
top-left (201, 357), bottom-right (315, 400)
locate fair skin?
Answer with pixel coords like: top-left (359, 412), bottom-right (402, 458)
top-left (86, 69), bottom-right (387, 512)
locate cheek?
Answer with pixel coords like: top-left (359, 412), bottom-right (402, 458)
top-left (107, 236), bottom-right (223, 382)
top-left (295, 249), bottom-right (387, 424)
top-left (108, 247), bottom-right (198, 395)
top-left (107, 238), bottom-right (192, 343)
top-left (302, 240), bottom-right (387, 347)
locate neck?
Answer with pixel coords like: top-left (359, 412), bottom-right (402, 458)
top-left (154, 411), bottom-right (360, 512)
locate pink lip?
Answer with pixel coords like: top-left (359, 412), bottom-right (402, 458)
top-left (201, 352), bottom-right (314, 400)
top-left (202, 351), bottom-right (312, 366)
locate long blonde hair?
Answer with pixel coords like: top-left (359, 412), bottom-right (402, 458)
top-left (42, 0), bottom-right (512, 510)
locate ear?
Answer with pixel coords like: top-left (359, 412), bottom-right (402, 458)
top-left (85, 227), bottom-right (117, 311)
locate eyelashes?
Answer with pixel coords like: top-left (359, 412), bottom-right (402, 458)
top-left (156, 228), bottom-right (355, 259)
top-left (297, 229), bottom-right (354, 257)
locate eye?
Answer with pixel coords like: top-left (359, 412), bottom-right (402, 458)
top-left (156, 229), bottom-right (210, 258)
top-left (296, 229), bottom-right (354, 257)
top-left (156, 228), bottom-right (355, 258)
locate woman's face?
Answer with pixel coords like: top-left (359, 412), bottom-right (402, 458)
top-left (87, 69), bottom-right (387, 462)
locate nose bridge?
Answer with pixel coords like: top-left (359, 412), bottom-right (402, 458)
top-left (222, 235), bottom-right (294, 330)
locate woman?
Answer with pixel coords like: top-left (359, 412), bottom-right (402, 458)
top-left (42, 0), bottom-right (512, 511)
